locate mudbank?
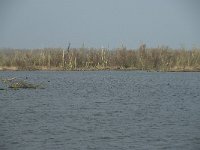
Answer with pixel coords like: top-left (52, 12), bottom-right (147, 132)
top-left (0, 77), bottom-right (45, 90)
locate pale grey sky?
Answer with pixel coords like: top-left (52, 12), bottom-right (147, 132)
top-left (0, 0), bottom-right (200, 49)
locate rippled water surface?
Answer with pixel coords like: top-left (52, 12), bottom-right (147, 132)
top-left (0, 71), bottom-right (200, 150)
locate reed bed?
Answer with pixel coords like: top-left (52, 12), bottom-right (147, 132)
top-left (0, 45), bottom-right (200, 71)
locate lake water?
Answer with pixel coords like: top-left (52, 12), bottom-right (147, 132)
top-left (0, 71), bottom-right (200, 150)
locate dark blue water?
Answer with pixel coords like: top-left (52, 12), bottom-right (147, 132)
top-left (0, 71), bottom-right (200, 150)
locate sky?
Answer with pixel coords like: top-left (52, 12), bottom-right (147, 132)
top-left (0, 0), bottom-right (200, 49)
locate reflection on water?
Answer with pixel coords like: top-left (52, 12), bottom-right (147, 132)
top-left (0, 71), bottom-right (200, 150)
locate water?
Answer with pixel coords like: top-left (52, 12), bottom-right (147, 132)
top-left (0, 71), bottom-right (200, 150)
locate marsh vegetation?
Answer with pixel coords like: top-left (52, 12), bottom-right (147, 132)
top-left (0, 45), bottom-right (200, 71)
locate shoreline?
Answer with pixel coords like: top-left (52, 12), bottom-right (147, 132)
top-left (1, 47), bottom-right (200, 73)
top-left (1, 66), bottom-right (200, 72)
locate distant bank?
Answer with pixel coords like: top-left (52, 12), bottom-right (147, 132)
top-left (0, 46), bottom-right (200, 72)
top-left (1, 66), bottom-right (200, 72)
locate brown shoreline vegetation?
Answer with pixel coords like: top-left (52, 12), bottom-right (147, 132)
top-left (0, 45), bottom-right (200, 72)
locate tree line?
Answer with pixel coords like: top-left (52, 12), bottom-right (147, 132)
top-left (0, 45), bottom-right (200, 71)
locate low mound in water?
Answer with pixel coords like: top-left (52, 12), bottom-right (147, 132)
top-left (1, 77), bottom-right (45, 89)
top-left (9, 81), bottom-right (39, 89)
